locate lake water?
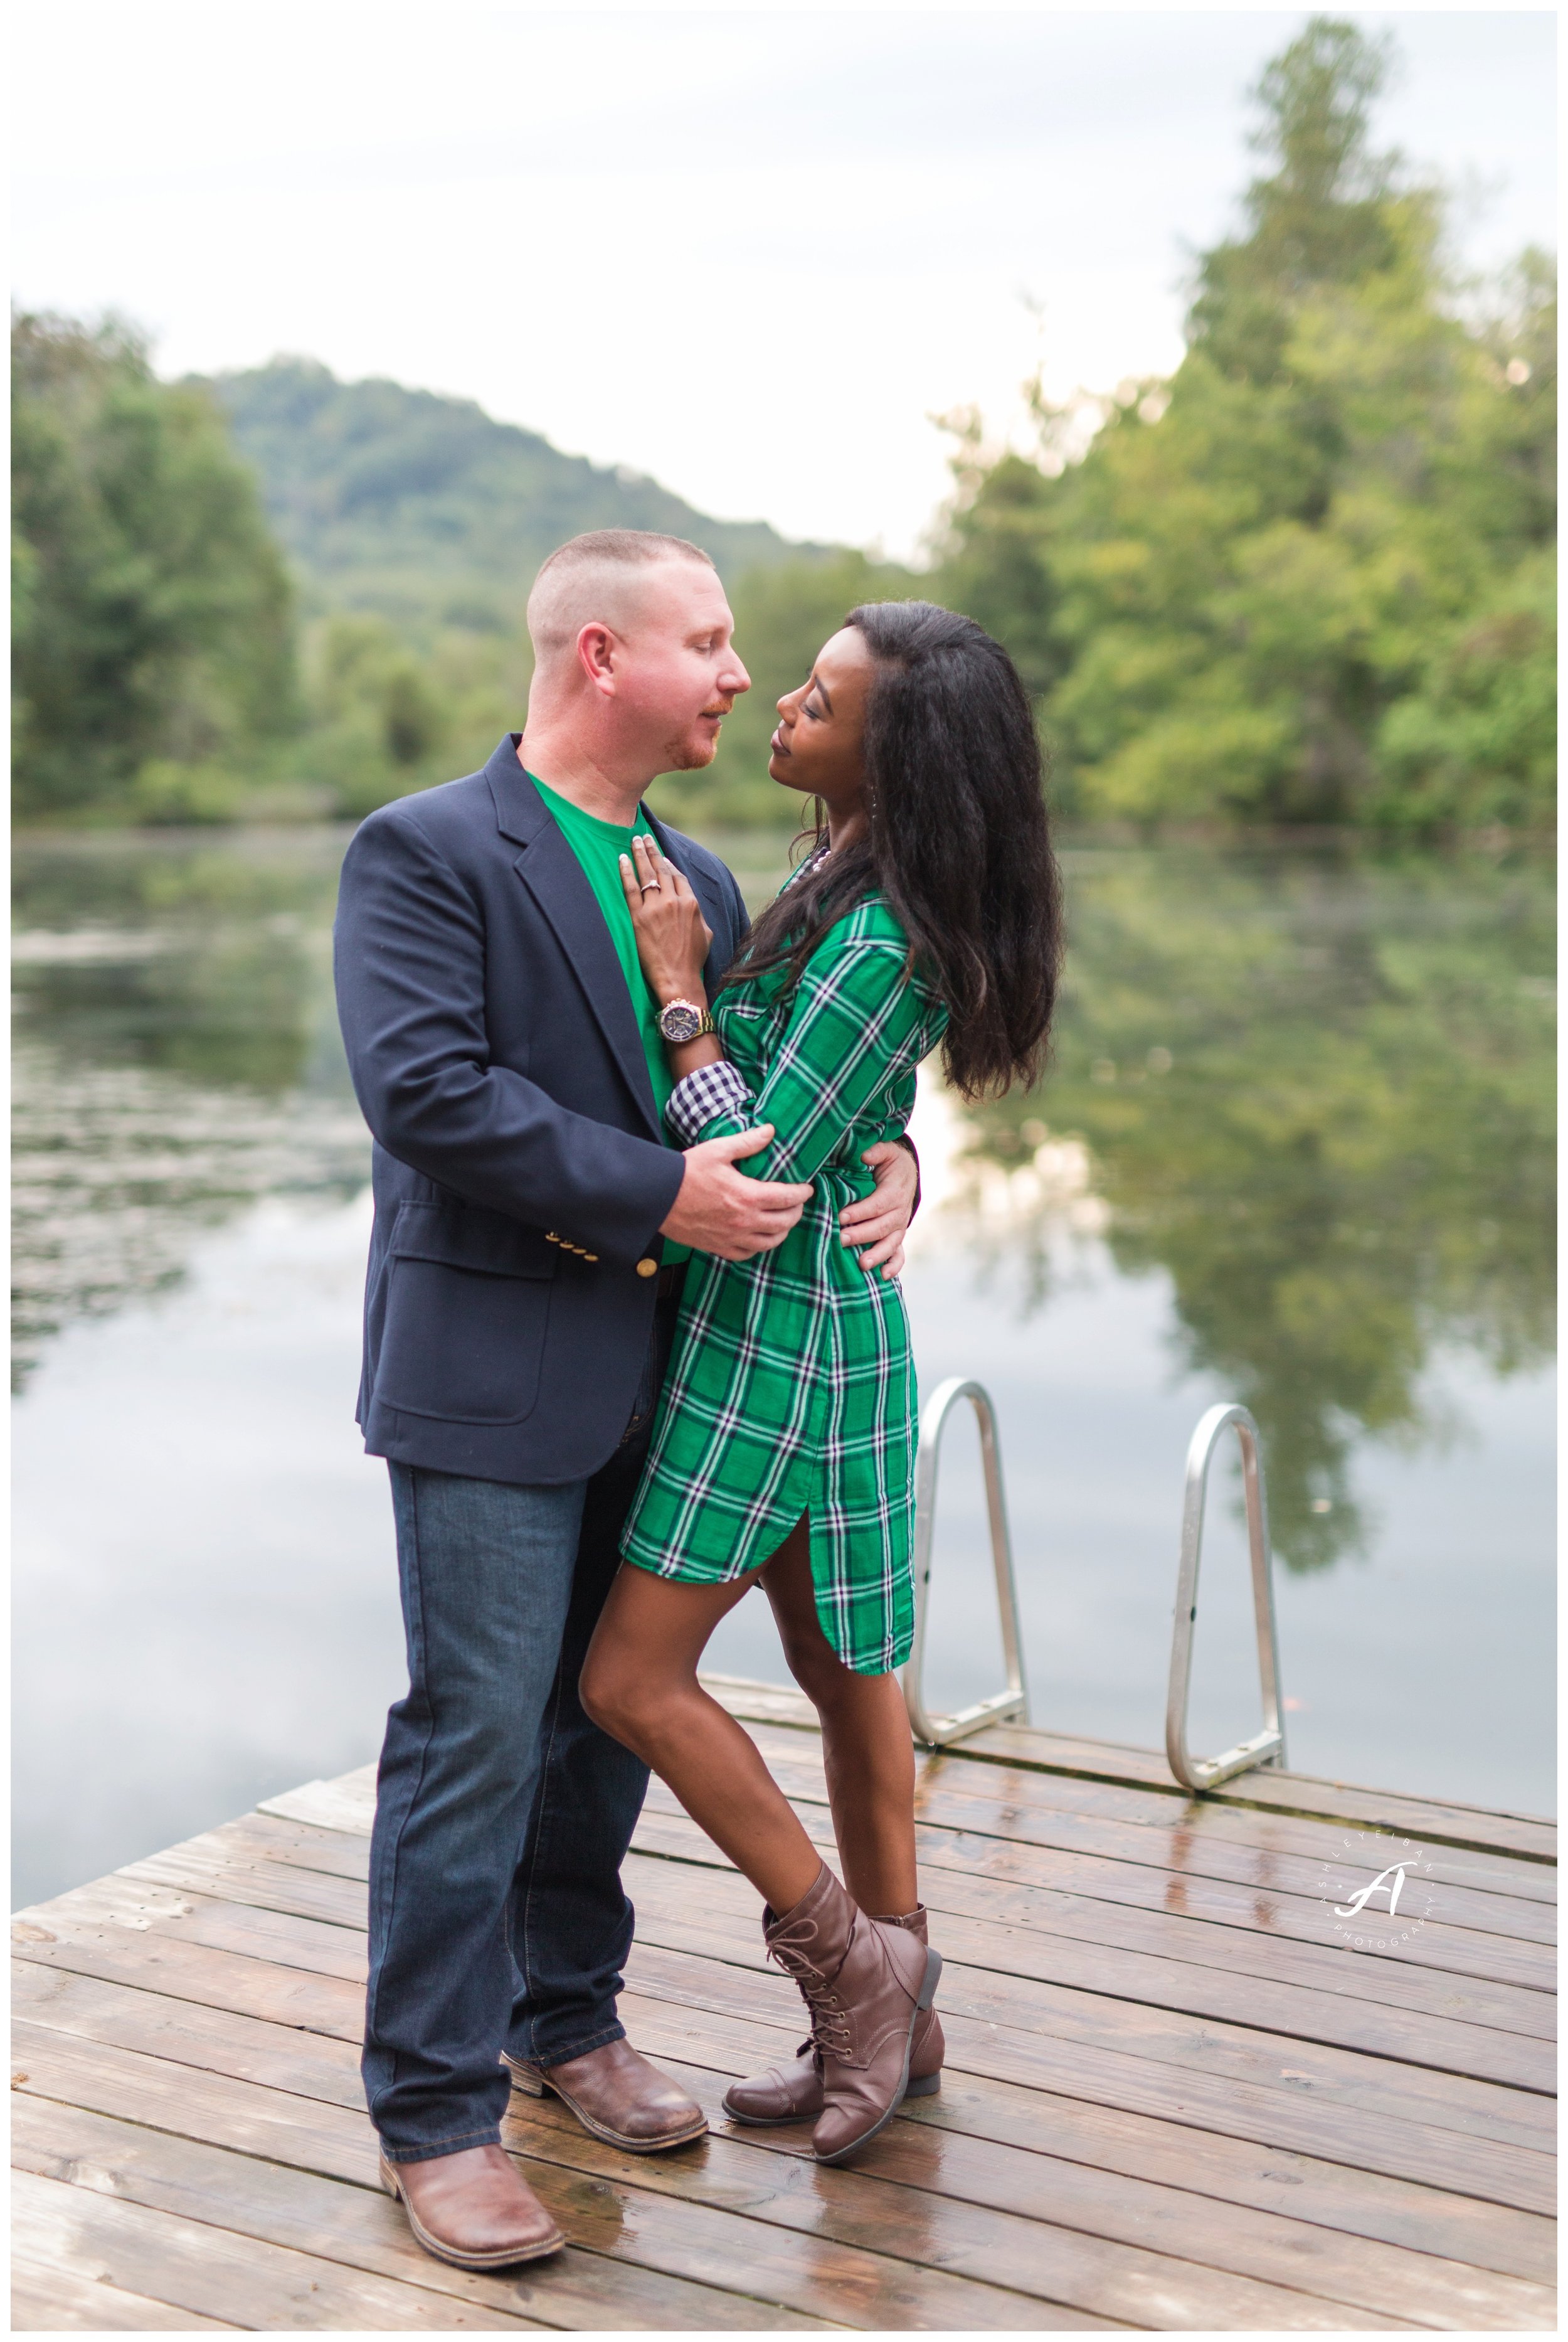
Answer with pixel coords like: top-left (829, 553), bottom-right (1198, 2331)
top-left (13, 825), bottom-right (1555, 1909)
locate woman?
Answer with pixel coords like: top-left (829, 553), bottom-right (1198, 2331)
top-left (580, 600), bottom-right (1061, 2165)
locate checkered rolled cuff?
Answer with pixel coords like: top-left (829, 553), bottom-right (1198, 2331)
top-left (665, 1058), bottom-right (753, 1147)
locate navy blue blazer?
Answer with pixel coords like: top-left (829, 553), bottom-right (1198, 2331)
top-left (334, 735), bottom-right (750, 1486)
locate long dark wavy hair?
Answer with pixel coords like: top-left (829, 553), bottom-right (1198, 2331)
top-left (720, 602), bottom-right (1063, 1099)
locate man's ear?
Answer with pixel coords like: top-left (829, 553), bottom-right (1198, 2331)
top-left (576, 622), bottom-right (618, 695)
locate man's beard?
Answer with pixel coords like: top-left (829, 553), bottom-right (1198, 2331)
top-left (660, 725), bottom-right (722, 772)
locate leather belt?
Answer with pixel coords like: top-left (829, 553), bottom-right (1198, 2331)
top-left (657, 1260), bottom-right (687, 1304)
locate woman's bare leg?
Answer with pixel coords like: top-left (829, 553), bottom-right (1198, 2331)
top-left (760, 1520), bottom-right (919, 1917)
top-left (580, 1561), bottom-right (824, 1915)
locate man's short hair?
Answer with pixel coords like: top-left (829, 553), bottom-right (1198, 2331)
top-left (527, 530), bottom-right (717, 663)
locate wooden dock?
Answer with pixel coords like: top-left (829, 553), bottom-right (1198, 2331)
top-left (12, 1676), bottom-right (1555, 2330)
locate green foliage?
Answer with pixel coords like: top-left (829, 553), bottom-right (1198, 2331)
top-left (291, 612), bottom-right (532, 819)
top-left (935, 18), bottom-right (1557, 832)
top-left (205, 359), bottom-right (819, 639)
top-left (960, 843), bottom-right (1555, 1570)
top-left (12, 313), bottom-right (297, 822)
top-left (14, 19), bottom-right (1552, 834)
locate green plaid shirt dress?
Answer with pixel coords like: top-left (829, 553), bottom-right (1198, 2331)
top-left (621, 888), bottom-right (949, 1674)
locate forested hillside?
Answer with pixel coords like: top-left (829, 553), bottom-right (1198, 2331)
top-left (204, 360), bottom-right (812, 638)
top-left (11, 18), bottom-right (1554, 832)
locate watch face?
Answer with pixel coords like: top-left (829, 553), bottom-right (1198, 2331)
top-left (660, 1003), bottom-right (702, 1043)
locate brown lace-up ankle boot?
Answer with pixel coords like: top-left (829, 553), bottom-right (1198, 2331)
top-left (722, 1905), bottom-right (943, 2125)
top-left (758, 1865), bottom-right (940, 2165)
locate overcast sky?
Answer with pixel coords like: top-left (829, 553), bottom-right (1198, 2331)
top-left (13, 4), bottom-right (1557, 556)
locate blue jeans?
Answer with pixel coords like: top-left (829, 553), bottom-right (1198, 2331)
top-left (364, 1303), bottom-right (673, 2161)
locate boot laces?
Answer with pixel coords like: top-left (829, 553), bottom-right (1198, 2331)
top-left (766, 1927), bottom-right (854, 2063)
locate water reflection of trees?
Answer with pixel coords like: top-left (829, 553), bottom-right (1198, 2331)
top-left (961, 848), bottom-right (1555, 1572)
top-left (13, 834), bottom-right (369, 1385)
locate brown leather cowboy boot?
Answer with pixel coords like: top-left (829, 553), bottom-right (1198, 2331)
top-left (722, 1905), bottom-right (943, 2124)
top-left (760, 1865), bottom-right (940, 2165)
top-left (379, 2144), bottom-right (563, 2269)
top-left (502, 2036), bottom-right (707, 2153)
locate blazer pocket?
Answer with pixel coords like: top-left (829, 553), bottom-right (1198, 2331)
top-left (375, 1204), bottom-right (558, 1426)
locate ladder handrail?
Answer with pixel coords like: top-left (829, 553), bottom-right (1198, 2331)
top-left (903, 1377), bottom-right (1029, 1749)
top-left (1165, 1402), bottom-right (1288, 1792)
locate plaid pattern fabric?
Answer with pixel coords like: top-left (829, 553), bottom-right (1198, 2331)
top-left (665, 1057), bottom-right (751, 1146)
top-left (622, 894), bottom-right (948, 1674)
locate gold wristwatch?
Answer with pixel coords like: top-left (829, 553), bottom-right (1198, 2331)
top-left (657, 997), bottom-right (715, 1044)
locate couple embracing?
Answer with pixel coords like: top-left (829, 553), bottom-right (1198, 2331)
top-left (335, 529), bottom-right (1062, 2269)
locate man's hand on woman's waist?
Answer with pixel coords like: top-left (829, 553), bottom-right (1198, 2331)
top-left (659, 1124), bottom-right (813, 1261)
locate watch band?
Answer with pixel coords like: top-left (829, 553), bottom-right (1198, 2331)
top-left (657, 997), bottom-right (716, 1044)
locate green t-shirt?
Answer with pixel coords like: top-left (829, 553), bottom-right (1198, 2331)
top-left (530, 774), bottom-right (689, 1266)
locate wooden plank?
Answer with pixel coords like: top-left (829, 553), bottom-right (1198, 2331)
top-left (56, 1784), bottom-right (1549, 2063)
top-left (194, 1814), bottom-right (375, 1887)
top-left (732, 1721), bottom-right (1556, 1911)
top-left (506, 2146), bottom-right (1099, 2330)
top-left (735, 1737), bottom-right (1555, 1942)
top-left (618, 1946), bottom-right (1556, 2211)
top-left (13, 1736), bottom-right (1556, 2334)
top-left (126, 1843), bottom-right (374, 1934)
top-left (620, 1859), bottom-right (1555, 2092)
top-left (11, 2029), bottom-right (1091, 2331)
top-left (12, 2171), bottom-right (547, 2330)
top-left (236, 1802), bottom-right (1554, 2048)
top-left (13, 2019), bottom-right (380, 2188)
top-left (501, 2082), bottom-right (1421, 2331)
top-left (112, 1828), bottom-right (1556, 2089)
top-left (15, 1962), bottom-right (366, 2109)
top-left (18, 1962), bottom-right (1519, 2329)
top-left (11, 2259), bottom-right (237, 2331)
top-left (260, 1769), bottom-right (375, 1836)
top-left (19, 1959), bottom-right (1555, 2296)
top-left (701, 1679), bottom-right (1559, 1865)
top-left (613, 1986), bottom-right (1558, 2286)
top-left (21, 1876), bottom-right (367, 1983)
top-left (51, 1844), bottom-right (1552, 2154)
top-left (265, 1720), bottom-right (1558, 1878)
top-left (13, 1907), bottom-right (366, 2040)
top-left (214, 1808), bottom-right (1557, 2048)
top-left (965, 1732), bottom-right (1560, 1868)
top-left (29, 1898), bottom-right (1546, 2227)
top-left (27, 1846), bottom-right (1552, 2163)
top-left (623, 1836), bottom-right (1555, 2045)
top-left (635, 1785), bottom-right (1557, 1996)
top-left (625, 1933), bottom-right (1557, 2154)
top-left (13, 2098), bottom-right (839, 2332)
top-left (541, 2048), bottom-right (1556, 2332)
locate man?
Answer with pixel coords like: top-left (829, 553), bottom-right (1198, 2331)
top-left (334, 530), bottom-right (919, 2270)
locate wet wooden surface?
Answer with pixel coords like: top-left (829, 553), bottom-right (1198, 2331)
top-left (12, 1676), bottom-right (1556, 2329)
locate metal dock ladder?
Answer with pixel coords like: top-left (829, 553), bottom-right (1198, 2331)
top-left (904, 1381), bottom-right (1287, 1787)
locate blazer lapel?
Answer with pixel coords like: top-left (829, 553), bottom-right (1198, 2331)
top-left (487, 740), bottom-right (660, 1137)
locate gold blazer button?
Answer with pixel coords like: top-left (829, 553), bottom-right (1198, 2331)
top-left (635, 1257), bottom-right (659, 1278)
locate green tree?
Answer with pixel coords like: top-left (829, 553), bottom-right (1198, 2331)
top-left (292, 612), bottom-right (531, 819)
top-left (12, 313), bottom-right (298, 821)
top-left (936, 19), bottom-right (1556, 832)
